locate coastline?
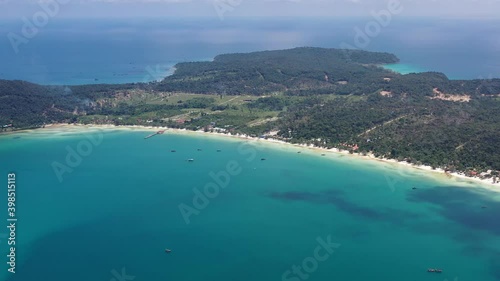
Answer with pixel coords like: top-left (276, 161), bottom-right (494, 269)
top-left (5, 123), bottom-right (500, 192)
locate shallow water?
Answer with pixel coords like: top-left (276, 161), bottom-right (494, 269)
top-left (382, 63), bottom-right (427, 75)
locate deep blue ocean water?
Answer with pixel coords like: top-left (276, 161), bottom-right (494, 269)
top-left (0, 129), bottom-right (499, 281)
top-left (1, 18), bottom-right (500, 85)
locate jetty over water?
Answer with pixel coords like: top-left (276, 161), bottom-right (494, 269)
top-left (144, 130), bottom-right (165, 139)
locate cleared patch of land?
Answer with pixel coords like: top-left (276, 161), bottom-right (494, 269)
top-left (431, 88), bottom-right (470, 102)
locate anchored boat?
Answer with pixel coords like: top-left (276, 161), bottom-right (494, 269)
top-left (427, 268), bottom-right (442, 273)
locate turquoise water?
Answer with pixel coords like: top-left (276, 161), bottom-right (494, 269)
top-left (382, 63), bottom-right (428, 75)
top-left (0, 129), bottom-right (499, 281)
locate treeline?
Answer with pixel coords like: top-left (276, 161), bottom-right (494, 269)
top-left (69, 82), bottom-right (154, 99)
top-left (0, 80), bottom-right (87, 128)
top-left (89, 97), bottom-right (216, 116)
top-left (277, 91), bottom-right (500, 171)
top-left (386, 73), bottom-right (500, 97)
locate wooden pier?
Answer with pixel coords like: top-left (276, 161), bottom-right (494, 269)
top-left (144, 130), bottom-right (165, 139)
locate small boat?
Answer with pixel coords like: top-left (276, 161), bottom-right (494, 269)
top-left (321, 154), bottom-right (325, 156)
top-left (412, 187), bottom-right (417, 190)
top-left (297, 151), bottom-right (301, 154)
top-left (165, 249), bottom-right (172, 253)
top-left (187, 159), bottom-right (194, 162)
top-left (217, 149), bottom-right (221, 152)
top-left (481, 206), bottom-right (487, 209)
top-left (427, 268), bottom-right (442, 273)
top-left (261, 158), bottom-right (266, 161)
top-left (197, 148), bottom-right (202, 151)
top-left (171, 150), bottom-right (176, 152)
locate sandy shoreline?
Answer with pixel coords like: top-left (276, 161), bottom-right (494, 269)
top-left (5, 123), bottom-right (500, 192)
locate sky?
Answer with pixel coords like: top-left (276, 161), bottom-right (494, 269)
top-left (1, 0), bottom-right (500, 20)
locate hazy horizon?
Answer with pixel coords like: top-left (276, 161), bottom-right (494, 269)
top-left (2, 16), bottom-right (500, 84)
top-left (2, 0), bottom-right (500, 20)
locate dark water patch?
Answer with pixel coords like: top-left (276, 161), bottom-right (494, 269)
top-left (406, 186), bottom-right (500, 280)
top-left (452, 230), bottom-right (483, 241)
top-left (406, 219), bottom-right (496, 256)
top-left (488, 252), bottom-right (500, 281)
top-left (7, 218), bottom-right (145, 281)
top-left (336, 226), bottom-right (373, 241)
top-left (269, 190), bottom-right (421, 225)
top-left (407, 186), bottom-right (500, 235)
top-left (461, 244), bottom-right (492, 256)
top-left (7, 209), bottom-right (262, 281)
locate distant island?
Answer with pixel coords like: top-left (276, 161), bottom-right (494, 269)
top-left (1, 47), bottom-right (500, 180)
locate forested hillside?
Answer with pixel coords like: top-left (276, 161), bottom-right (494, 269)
top-left (277, 92), bottom-right (500, 171)
top-left (157, 47), bottom-right (400, 95)
top-left (0, 80), bottom-right (86, 128)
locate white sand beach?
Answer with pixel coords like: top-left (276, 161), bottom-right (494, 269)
top-left (7, 123), bottom-right (500, 193)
